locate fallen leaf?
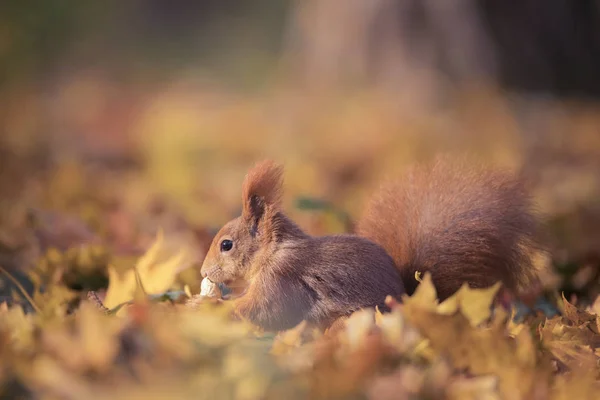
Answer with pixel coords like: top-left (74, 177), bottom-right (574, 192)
top-left (437, 282), bottom-right (502, 327)
top-left (103, 229), bottom-right (193, 311)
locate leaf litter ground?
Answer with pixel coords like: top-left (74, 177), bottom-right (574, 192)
top-left (1, 230), bottom-right (600, 400)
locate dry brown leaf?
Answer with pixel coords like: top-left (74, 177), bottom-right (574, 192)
top-left (561, 292), bottom-right (597, 326)
top-left (539, 316), bottom-right (600, 372)
top-left (401, 276), bottom-right (550, 400)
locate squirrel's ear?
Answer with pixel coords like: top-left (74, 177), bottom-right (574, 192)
top-left (241, 160), bottom-right (284, 236)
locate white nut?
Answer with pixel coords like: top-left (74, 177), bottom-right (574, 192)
top-left (200, 277), bottom-right (222, 298)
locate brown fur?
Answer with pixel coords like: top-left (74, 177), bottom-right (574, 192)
top-left (241, 160), bottom-right (284, 245)
top-left (357, 156), bottom-right (540, 300)
top-left (201, 158), bottom-right (541, 332)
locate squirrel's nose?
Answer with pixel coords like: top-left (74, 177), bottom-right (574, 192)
top-left (200, 259), bottom-right (209, 278)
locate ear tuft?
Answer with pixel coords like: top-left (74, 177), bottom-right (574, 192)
top-left (241, 160), bottom-right (284, 227)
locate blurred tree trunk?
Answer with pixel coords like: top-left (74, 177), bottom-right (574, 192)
top-left (281, 0), bottom-right (600, 101)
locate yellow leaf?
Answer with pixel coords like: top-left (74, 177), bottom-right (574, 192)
top-left (76, 302), bottom-right (121, 372)
top-left (103, 265), bottom-right (135, 310)
top-left (402, 272), bottom-right (438, 310)
top-left (184, 284), bottom-right (192, 298)
top-left (438, 282), bottom-right (502, 327)
top-left (0, 304), bottom-right (35, 352)
top-left (343, 309), bottom-right (375, 351)
top-left (402, 298), bottom-right (549, 399)
top-left (103, 229), bottom-right (193, 310)
top-left (376, 306), bottom-right (426, 356)
top-left (550, 366), bottom-right (600, 400)
top-left (270, 321), bottom-right (308, 356)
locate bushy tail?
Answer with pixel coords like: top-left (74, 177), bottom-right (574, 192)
top-left (356, 157), bottom-right (541, 300)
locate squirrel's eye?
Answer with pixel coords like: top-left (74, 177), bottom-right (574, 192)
top-left (220, 239), bottom-right (233, 252)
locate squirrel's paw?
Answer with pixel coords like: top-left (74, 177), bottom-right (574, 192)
top-left (185, 278), bottom-right (224, 309)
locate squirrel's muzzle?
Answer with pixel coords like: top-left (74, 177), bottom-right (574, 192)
top-left (201, 265), bottom-right (227, 284)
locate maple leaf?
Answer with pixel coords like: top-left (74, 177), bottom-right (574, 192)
top-left (401, 274), bottom-right (551, 399)
top-left (560, 292), bottom-right (597, 326)
top-left (538, 316), bottom-right (600, 372)
top-left (0, 303), bottom-right (35, 353)
top-left (103, 229), bottom-right (193, 311)
top-left (401, 272), bottom-right (438, 311)
top-left (437, 281), bottom-right (502, 327)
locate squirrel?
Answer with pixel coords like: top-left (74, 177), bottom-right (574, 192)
top-left (200, 157), bottom-right (541, 332)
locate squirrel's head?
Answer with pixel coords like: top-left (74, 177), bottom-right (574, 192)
top-left (200, 160), bottom-right (286, 285)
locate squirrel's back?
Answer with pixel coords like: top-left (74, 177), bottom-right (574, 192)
top-left (356, 157), bottom-right (540, 300)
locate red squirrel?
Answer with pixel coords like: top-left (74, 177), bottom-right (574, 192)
top-left (200, 158), bottom-right (540, 332)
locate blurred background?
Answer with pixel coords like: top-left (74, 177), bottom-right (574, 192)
top-left (1, 0), bottom-right (600, 299)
